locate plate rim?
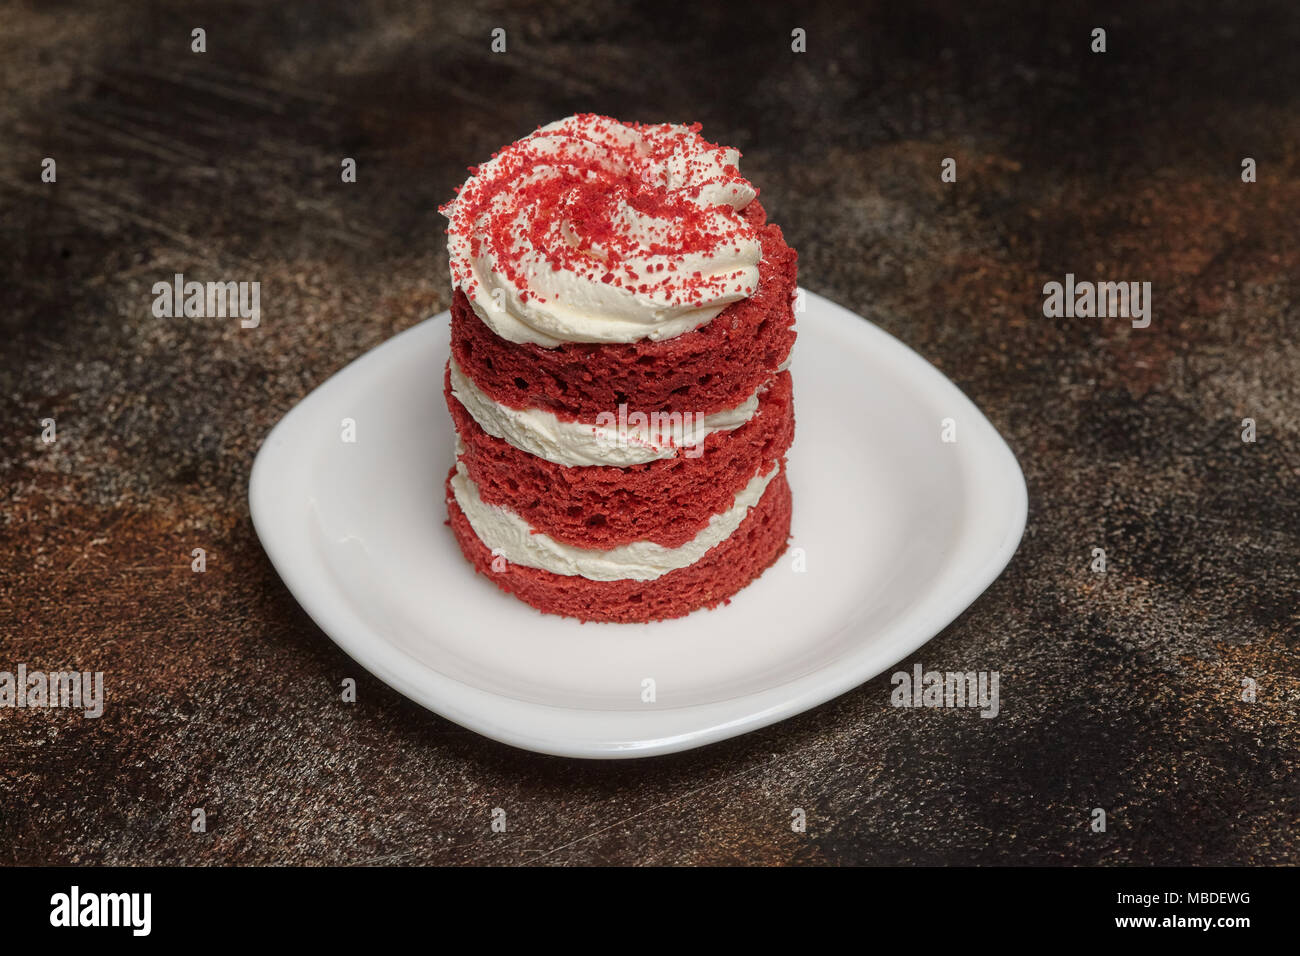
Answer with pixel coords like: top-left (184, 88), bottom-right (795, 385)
top-left (249, 289), bottom-right (1028, 758)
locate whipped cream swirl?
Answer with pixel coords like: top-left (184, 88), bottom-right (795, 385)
top-left (441, 114), bottom-right (762, 347)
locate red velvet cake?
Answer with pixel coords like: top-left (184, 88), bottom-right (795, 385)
top-left (439, 113), bottom-right (797, 623)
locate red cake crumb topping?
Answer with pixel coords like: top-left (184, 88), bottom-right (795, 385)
top-left (439, 113), bottom-right (760, 310)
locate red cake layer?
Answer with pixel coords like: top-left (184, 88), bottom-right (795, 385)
top-left (446, 468), bottom-right (792, 624)
top-left (449, 366), bottom-right (794, 549)
top-left (449, 202), bottom-right (797, 421)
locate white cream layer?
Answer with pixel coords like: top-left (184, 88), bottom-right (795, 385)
top-left (442, 115), bottom-right (761, 347)
top-left (448, 357), bottom-right (761, 467)
top-left (450, 456), bottom-right (778, 582)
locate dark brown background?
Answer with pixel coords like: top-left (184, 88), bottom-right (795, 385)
top-left (2, 0), bottom-right (1297, 865)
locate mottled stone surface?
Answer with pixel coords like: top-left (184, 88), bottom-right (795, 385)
top-left (1, 1), bottom-right (1297, 865)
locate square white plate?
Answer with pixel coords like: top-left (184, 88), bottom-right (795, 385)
top-left (250, 290), bottom-right (1027, 758)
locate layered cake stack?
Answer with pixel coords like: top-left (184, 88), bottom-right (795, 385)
top-left (440, 114), bottom-right (797, 622)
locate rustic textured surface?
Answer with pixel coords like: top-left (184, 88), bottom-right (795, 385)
top-left (2, 1), bottom-right (1297, 865)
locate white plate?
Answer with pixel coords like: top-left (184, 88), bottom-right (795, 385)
top-left (249, 290), bottom-right (1027, 758)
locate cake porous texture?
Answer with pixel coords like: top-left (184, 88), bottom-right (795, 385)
top-left (439, 113), bottom-right (798, 623)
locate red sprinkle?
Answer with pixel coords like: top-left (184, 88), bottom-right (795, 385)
top-left (440, 114), bottom-right (759, 307)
